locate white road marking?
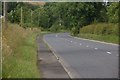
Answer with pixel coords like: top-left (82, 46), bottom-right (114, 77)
top-left (71, 41), bottom-right (72, 43)
top-left (79, 43), bottom-right (82, 45)
top-left (94, 48), bottom-right (98, 50)
top-left (73, 36), bottom-right (118, 46)
top-left (56, 35), bottom-right (58, 37)
top-left (86, 45), bottom-right (89, 47)
top-left (107, 52), bottom-right (111, 54)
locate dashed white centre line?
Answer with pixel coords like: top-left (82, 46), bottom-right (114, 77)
top-left (56, 35), bottom-right (58, 37)
top-left (86, 45), bottom-right (89, 47)
top-left (71, 41), bottom-right (72, 43)
top-left (79, 43), bottom-right (82, 45)
top-left (94, 48), bottom-right (98, 50)
top-left (107, 52), bottom-right (111, 54)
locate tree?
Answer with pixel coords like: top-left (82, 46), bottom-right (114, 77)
top-left (107, 2), bottom-right (119, 23)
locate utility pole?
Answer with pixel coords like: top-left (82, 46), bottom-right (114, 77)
top-left (4, 1), bottom-right (8, 28)
top-left (31, 10), bottom-right (33, 28)
top-left (59, 14), bottom-right (61, 26)
top-left (38, 12), bottom-right (40, 27)
top-left (20, 7), bottom-right (23, 27)
top-left (47, 18), bottom-right (49, 28)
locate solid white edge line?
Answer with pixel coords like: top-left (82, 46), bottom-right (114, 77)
top-left (43, 38), bottom-right (73, 79)
top-left (70, 35), bottom-right (119, 46)
top-left (56, 34), bottom-right (58, 37)
top-left (86, 45), bottom-right (89, 47)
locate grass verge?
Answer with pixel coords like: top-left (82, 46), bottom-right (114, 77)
top-left (2, 23), bottom-right (40, 78)
top-left (78, 33), bottom-right (119, 44)
top-left (78, 23), bottom-right (119, 44)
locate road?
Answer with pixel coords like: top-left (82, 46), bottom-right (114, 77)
top-left (43, 33), bottom-right (119, 78)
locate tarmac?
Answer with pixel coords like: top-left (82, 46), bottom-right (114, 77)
top-left (36, 34), bottom-right (70, 78)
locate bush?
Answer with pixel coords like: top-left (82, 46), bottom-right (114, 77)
top-left (50, 21), bottom-right (65, 32)
top-left (22, 23), bottom-right (36, 29)
top-left (71, 27), bottom-right (79, 36)
top-left (50, 24), bottom-right (59, 32)
top-left (80, 23), bottom-right (118, 36)
top-left (71, 27), bottom-right (75, 35)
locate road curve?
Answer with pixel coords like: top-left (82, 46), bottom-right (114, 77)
top-left (43, 33), bottom-right (119, 78)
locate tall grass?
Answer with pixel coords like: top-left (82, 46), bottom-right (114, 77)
top-left (2, 23), bottom-right (40, 78)
top-left (79, 23), bottom-right (119, 44)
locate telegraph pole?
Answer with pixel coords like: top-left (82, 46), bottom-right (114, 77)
top-left (20, 7), bottom-right (23, 27)
top-left (59, 14), bottom-right (61, 26)
top-left (4, 1), bottom-right (8, 28)
top-left (31, 10), bottom-right (33, 28)
top-left (38, 12), bottom-right (40, 27)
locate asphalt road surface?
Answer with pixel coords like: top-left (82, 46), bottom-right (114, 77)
top-left (43, 33), bottom-right (119, 78)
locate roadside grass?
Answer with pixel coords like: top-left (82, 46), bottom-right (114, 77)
top-left (2, 23), bottom-right (40, 78)
top-left (41, 31), bottom-right (52, 34)
top-left (78, 33), bottom-right (119, 44)
top-left (78, 23), bottom-right (119, 44)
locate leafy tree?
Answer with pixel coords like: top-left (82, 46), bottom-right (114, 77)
top-left (32, 7), bottom-right (49, 28)
top-left (7, 2), bottom-right (119, 35)
top-left (107, 2), bottom-right (119, 23)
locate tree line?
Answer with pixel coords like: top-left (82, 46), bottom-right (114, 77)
top-left (5, 2), bottom-right (119, 35)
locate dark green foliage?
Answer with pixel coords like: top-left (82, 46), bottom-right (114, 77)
top-left (107, 2), bottom-right (119, 23)
top-left (7, 2), bottom-right (39, 27)
top-left (80, 23), bottom-right (118, 36)
top-left (44, 2), bottom-right (109, 33)
top-left (8, 8), bottom-right (21, 23)
top-left (22, 23), bottom-right (33, 29)
top-left (7, 2), bottom-right (118, 36)
top-left (50, 21), bottom-right (65, 32)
